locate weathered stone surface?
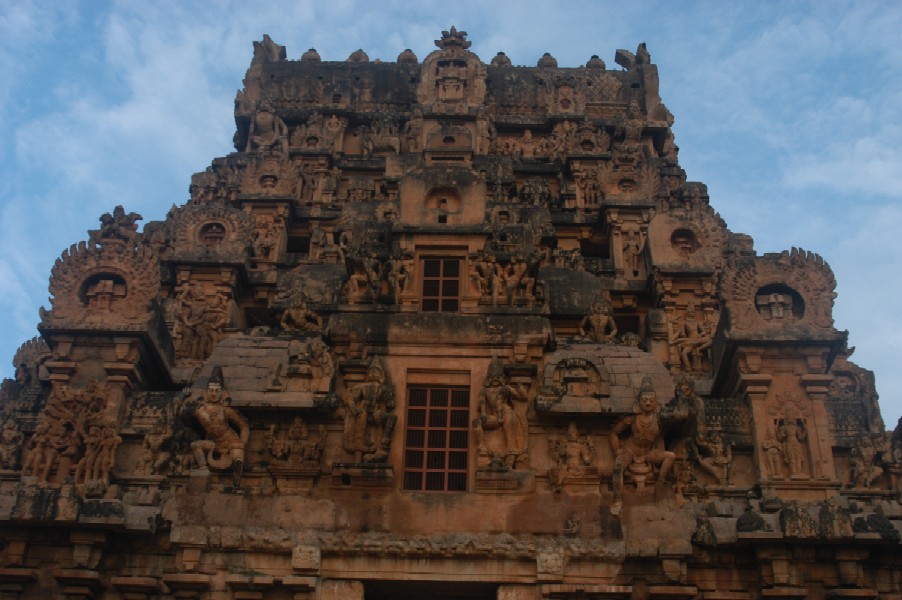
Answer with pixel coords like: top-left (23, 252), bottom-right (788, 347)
top-left (0, 26), bottom-right (897, 599)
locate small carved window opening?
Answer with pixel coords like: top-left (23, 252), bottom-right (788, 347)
top-left (421, 258), bottom-right (460, 312)
top-left (332, 94), bottom-right (342, 104)
top-left (671, 228), bottom-right (699, 258)
top-left (198, 222), bottom-right (227, 247)
top-left (755, 284), bottom-right (805, 321)
top-left (403, 386), bottom-right (469, 492)
top-left (437, 215), bottom-right (448, 224)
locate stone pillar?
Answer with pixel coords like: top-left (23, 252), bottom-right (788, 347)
top-left (800, 373), bottom-right (838, 482)
top-left (736, 359), bottom-right (774, 482)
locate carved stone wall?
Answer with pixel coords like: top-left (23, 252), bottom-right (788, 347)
top-left (1, 28), bottom-right (898, 600)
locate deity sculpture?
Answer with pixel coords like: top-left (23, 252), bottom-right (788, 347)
top-left (0, 419), bottom-right (24, 470)
top-left (473, 359), bottom-right (529, 470)
top-left (279, 301), bottom-right (323, 332)
top-left (135, 422), bottom-right (173, 476)
top-left (175, 283), bottom-right (229, 360)
top-left (609, 376), bottom-right (676, 516)
top-left (623, 230), bottom-right (644, 277)
top-left (850, 434), bottom-right (883, 488)
top-left (342, 357), bottom-right (397, 463)
top-left (697, 432), bottom-right (732, 484)
top-left (777, 415), bottom-right (809, 479)
top-left (762, 424), bottom-right (785, 480)
top-left (269, 416), bottom-right (326, 466)
top-left (548, 422), bottom-right (594, 491)
top-left (187, 367), bottom-right (249, 487)
top-left (671, 301), bottom-right (713, 372)
top-left (578, 295), bottom-right (618, 343)
top-left (247, 101), bottom-right (289, 153)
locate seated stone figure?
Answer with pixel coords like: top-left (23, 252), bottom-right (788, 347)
top-left (188, 367), bottom-right (249, 487)
top-left (609, 376), bottom-right (675, 516)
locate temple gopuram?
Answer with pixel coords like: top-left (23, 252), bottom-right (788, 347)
top-left (2, 27), bottom-right (901, 599)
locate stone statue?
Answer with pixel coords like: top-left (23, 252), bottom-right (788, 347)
top-left (671, 301), bottom-right (712, 372)
top-left (762, 423), bottom-right (785, 480)
top-left (697, 432), bottom-right (732, 484)
top-left (623, 230), bottom-right (644, 277)
top-left (579, 295), bottom-right (618, 343)
top-left (548, 422), bottom-right (594, 491)
top-left (135, 422), bottom-right (172, 476)
top-left (178, 285), bottom-right (229, 360)
top-left (342, 357), bottom-right (397, 463)
top-left (279, 301), bottom-right (323, 332)
top-left (850, 434), bottom-right (883, 489)
top-left (247, 101), bottom-right (288, 153)
top-left (473, 359), bottom-right (529, 470)
top-left (777, 416), bottom-right (808, 480)
top-left (609, 376), bottom-right (676, 516)
top-left (188, 367), bottom-right (249, 487)
top-left (0, 419), bottom-right (24, 470)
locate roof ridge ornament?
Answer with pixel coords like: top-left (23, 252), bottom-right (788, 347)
top-left (435, 26), bottom-right (471, 52)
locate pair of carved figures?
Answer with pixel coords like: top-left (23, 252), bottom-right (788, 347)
top-left (345, 253), bottom-right (411, 305)
top-left (670, 302), bottom-right (714, 373)
top-left (469, 251), bottom-right (537, 306)
top-left (175, 282), bottom-right (229, 360)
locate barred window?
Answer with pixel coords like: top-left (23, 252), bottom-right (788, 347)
top-left (403, 386), bottom-right (469, 491)
top-left (421, 258), bottom-right (460, 312)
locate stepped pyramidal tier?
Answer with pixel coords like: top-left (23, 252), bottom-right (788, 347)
top-left (1, 28), bottom-right (900, 600)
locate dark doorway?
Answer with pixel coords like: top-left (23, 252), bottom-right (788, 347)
top-left (365, 580), bottom-right (498, 600)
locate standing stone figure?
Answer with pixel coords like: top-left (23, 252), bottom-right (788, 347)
top-left (777, 416), bottom-right (808, 480)
top-left (473, 359), bottom-right (529, 469)
top-left (188, 367), bottom-right (249, 487)
top-left (342, 357), bottom-right (397, 463)
top-left (609, 376), bottom-right (676, 516)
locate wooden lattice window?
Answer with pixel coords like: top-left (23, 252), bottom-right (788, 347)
top-left (403, 386), bottom-right (469, 491)
top-left (421, 258), bottom-right (460, 312)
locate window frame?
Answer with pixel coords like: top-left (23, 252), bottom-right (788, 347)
top-left (402, 384), bottom-right (470, 492)
top-left (420, 256), bottom-right (462, 312)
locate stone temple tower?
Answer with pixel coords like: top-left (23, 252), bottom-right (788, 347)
top-left (1, 28), bottom-right (899, 600)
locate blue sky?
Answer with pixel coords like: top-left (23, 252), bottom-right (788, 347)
top-left (2, 1), bottom-right (901, 424)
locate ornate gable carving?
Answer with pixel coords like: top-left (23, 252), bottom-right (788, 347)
top-left (720, 247), bottom-right (837, 334)
top-left (166, 203), bottom-right (255, 263)
top-left (40, 240), bottom-right (160, 330)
